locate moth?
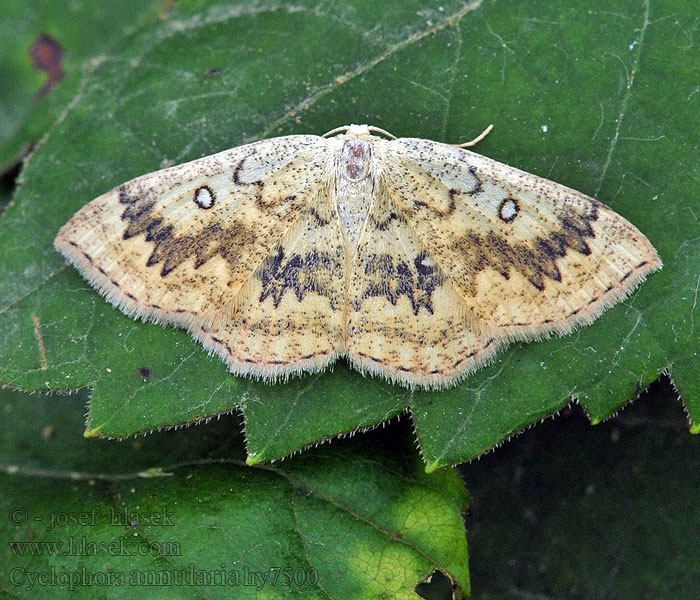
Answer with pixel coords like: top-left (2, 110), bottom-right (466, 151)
top-left (55, 124), bottom-right (661, 388)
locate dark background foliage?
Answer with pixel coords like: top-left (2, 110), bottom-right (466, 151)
top-left (1, 1), bottom-right (698, 598)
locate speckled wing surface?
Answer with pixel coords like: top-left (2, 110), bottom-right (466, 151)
top-left (55, 135), bottom-right (345, 376)
top-left (55, 125), bottom-right (661, 389)
top-left (353, 136), bottom-right (661, 387)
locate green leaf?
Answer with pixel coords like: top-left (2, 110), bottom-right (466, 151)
top-left (461, 378), bottom-right (700, 598)
top-left (0, 0), bottom-right (697, 469)
top-left (0, 0), bottom-right (165, 172)
top-left (0, 386), bottom-right (469, 599)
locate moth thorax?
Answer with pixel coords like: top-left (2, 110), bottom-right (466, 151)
top-left (336, 140), bottom-right (374, 248)
top-left (341, 139), bottom-right (371, 181)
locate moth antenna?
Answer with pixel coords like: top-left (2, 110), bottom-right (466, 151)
top-left (322, 125), bottom-right (351, 138)
top-left (322, 125), bottom-right (397, 140)
top-left (456, 124), bottom-right (493, 148)
top-left (366, 126), bottom-right (397, 140)
top-left (55, 121), bottom-right (660, 391)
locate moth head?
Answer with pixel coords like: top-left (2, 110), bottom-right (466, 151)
top-left (346, 124), bottom-right (371, 137)
top-left (322, 124), bottom-right (396, 141)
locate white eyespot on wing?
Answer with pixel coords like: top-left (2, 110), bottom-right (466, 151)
top-left (193, 185), bottom-right (215, 209)
top-left (54, 126), bottom-right (662, 390)
top-left (382, 136), bottom-right (662, 358)
top-left (498, 197), bottom-right (519, 223)
top-left (54, 134), bottom-right (332, 328)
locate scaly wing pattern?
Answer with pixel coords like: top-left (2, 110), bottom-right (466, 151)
top-left (369, 137), bottom-right (661, 386)
top-left (194, 189), bottom-right (347, 380)
top-left (346, 181), bottom-right (500, 388)
top-left (55, 135), bottom-right (331, 335)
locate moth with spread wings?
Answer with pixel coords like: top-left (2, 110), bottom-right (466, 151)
top-left (55, 125), bottom-right (661, 388)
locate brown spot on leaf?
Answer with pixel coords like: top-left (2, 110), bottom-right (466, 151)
top-left (159, 0), bottom-right (177, 19)
top-left (139, 367), bottom-right (151, 378)
top-left (30, 34), bottom-right (65, 97)
top-left (202, 68), bottom-right (222, 80)
top-left (0, 161), bottom-right (22, 198)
